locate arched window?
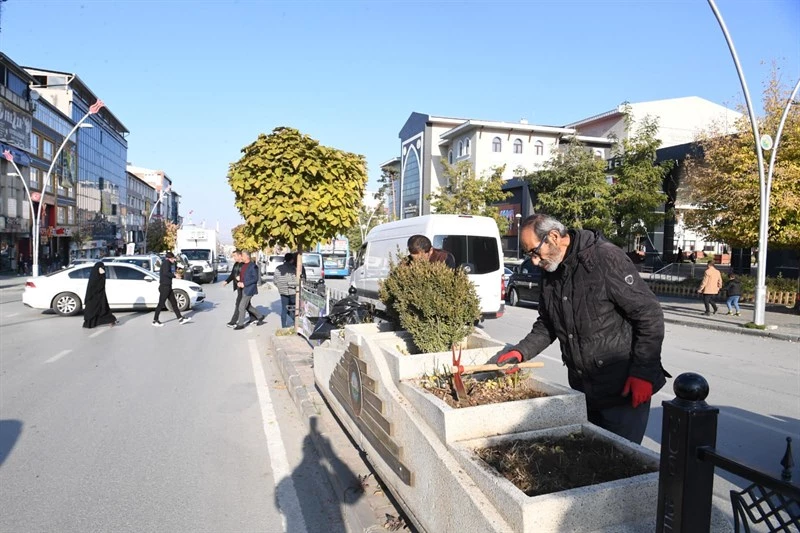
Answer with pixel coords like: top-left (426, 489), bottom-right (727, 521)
top-left (402, 149), bottom-right (421, 219)
top-left (465, 138), bottom-right (471, 155)
top-left (492, 137), bottom-right (502, 152)
top-left (535, 140), bottom-right (544, 156)
top-left (448, 150), bottom-right (454, 164)
top-left (513, 139), bottom-right (523, 154)
top-left (458, 141), bottom-right (464, 157)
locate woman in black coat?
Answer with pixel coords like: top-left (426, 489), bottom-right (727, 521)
top-left (83, 262), bottom-right (117, 328)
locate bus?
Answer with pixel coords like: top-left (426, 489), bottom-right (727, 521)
top-left (316, 236), bottom-right (350, 278)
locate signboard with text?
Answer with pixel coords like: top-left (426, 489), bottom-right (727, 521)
top-left (0, 100), bottom-right (32, 151)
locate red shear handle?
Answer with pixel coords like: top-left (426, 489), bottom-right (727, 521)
top-left (496, 350), bottom-right (523, 374)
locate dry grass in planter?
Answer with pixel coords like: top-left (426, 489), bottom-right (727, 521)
top-left (475, 433), bottom-right (657, 497)
top-left (420, 372), bottom-right (548, 408)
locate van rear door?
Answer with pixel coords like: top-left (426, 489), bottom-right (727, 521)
top-left (434, 234), bottom-right (503, 315)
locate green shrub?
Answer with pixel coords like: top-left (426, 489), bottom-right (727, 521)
top-left (379, 259), bottom-right (481, 353)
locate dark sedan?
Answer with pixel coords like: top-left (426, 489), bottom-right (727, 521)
top-left (505, 258), bottom-right (542, 306)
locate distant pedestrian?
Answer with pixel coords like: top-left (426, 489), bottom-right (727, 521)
top-left (83, 261), bottom-right (118, 328)
top-left (689, 250), bottom-right (697, 264)
top-left (234, 251), bottom-right (265, 330)
top-left (697, 259), bottom-right (723, 315)
top-left (676, 247), bottom-right (683, 263)
top-left (725, 273), bottom-right (742, 316)
top-left (407, 235), bottom-right (456, 269)
top-left (274, 252), bottom-right (300, 328)
top-left (152, 251), bottom-right (191, 327)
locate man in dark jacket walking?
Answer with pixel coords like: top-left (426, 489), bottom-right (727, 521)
top-left (234, 250), bottom-right (265, 330)
top-left (496, 214), bottom-right (668, 444)
top-left (222, 250), bottom-right (259, 327)
top-left (152, 252), bottom-right (191, 327)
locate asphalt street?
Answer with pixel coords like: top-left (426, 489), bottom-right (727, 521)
top-left (0, 279), bottom-right (346, 533)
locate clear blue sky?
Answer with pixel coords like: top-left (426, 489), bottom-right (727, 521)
top-left (2, 0), bottom-right (798, 243)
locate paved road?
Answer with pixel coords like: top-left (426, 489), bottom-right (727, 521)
top-left (0, 280), bottom-right (346, 533)
top-left (326, 277), bottom-right (800, 519)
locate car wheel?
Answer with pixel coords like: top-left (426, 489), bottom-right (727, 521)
top-left (53, 292), bottom-right (82, 316)
top-left (508, 288), bottom-right (519, 307)
top-left (173, 290), bottom-right (190, 312)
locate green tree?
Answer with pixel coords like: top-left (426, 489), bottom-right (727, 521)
top-left (526, 141), bottom-right (612, 234)
top-left (683, 68), bottom-right (800, 248)
top-left (232, 223), bottom-right (260, 251)
top-left (607, 111), bottom-right (671, 246)
top-left (228, 127), bottom-right (368, 327)
top-left (428, 161), bottom-right (511, 233)
top-left (344, 199), bottom-right (386, 251)
top-left (145, 218), bottom-right (177, 253)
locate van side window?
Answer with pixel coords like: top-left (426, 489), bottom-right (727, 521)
top-left (354, 243), bottom-right (366, 268)
top-left (365, 239), bottom-right (402, 279)
top-left (433, 235), bottom-right (500, 275)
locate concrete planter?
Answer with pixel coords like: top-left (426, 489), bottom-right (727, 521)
top-left (399, 376), bottom-right (586, 444)
top-left (452, 424), bottom-right (660, 533)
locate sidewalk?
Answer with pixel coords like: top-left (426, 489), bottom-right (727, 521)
top-left (657, 295), bottom-right (800, 342)
top-left (269, 334), bottom-right (401, 533)
top-left (0, 273), bottom-right (28, 290)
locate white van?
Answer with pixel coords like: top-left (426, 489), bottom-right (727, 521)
top-left (350, 214), bottom-right (505, 319)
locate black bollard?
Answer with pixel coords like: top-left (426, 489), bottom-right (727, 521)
top-left (656, 373), bottom-right (719, 533)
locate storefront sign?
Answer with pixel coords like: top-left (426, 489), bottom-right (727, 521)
top-left (0, 141), bottom-right (31, 166)
top-left (0, 100), bottom-right (32, 151)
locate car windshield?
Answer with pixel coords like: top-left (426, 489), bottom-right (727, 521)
top-left (182, 249), bottom-right (211, 261)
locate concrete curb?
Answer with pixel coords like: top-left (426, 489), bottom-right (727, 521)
top-left (268, 334), bottom-right (390, 533)
top-left (663, 316), bottom-right (800, 342)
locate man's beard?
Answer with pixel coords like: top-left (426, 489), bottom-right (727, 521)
top-left (539, 244), bottom-right (562, 272)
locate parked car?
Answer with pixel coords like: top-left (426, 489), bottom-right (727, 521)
top-left (108, 254), bottom-right (162, 273)
top-left (22, 262), bottom-right (206, 316)
top-left (301, 252), bottom-right (324, 283)
top-left (217, 256), bottom-right (231, 273)
top-left (505, 258), bottom-right (542, 306)
top-left (265, 254), bottom-right (285, 278)
top-left (503, 267), bottom-right (513, 286)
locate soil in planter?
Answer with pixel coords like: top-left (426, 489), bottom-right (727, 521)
top-left (420, 373), bottom-right (548, 408)
top-left (475, 433), bottom-right (657, 497)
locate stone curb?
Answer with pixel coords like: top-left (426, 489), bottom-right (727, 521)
top-left (663, 316), bottom-right (800, 342)
top-left (268, 334), bottom-right (389, 533)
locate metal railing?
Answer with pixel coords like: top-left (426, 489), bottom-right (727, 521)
top-left (656, 373), bottom-right (799, 532)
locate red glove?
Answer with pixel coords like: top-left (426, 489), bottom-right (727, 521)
top-left (622, 376), bottom-right (653, 408)
top-left (496, 350), bottom-right (523, 374)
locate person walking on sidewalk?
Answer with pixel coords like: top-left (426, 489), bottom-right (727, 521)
top-left (494, 214), bottom-right (668, 445)
top-left (152, 251), bottom-right (191, 327)
top-left (725, 273), bottom-right (742, 316)
top-left (274, 252), bottom-right (302, 328)
top-left (234, 251), bottom-right (265, 330)
top-left (698, 259), bottom-right (723, 316)
top-left (223, 250), bottom-right (259, 328)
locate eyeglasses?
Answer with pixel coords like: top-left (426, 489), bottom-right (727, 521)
top-left (526, 234), bottom-right (548, 258)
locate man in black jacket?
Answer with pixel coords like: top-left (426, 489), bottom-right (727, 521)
top-left (152, 252), bottom-right (191, 327)
top-left (496, 214), bottom-right (667, 444)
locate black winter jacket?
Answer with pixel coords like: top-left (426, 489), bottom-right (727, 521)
top-left (725, 279), bottom-right (742, 297)
top-left (225, 262), bottom-right (243, 291)
top-left (158, 259), bottom-right (175, 289)
top-left (512, 230), bottom-right (667, 409)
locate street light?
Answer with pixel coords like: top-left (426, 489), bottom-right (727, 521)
top-left (707, 0), bottom-right (800, 326)
top-left (515, 213), bottom-right (522, 259)
top-left (143, 185), bottom-right (172, 254)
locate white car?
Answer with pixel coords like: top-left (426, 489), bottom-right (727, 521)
top-left (22, 262), bottom-right (206, 316)
top-left (265, 254), bottom-right (285, 278)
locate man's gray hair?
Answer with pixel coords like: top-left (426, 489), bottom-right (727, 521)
top-left (520, 214), bottom-right (568, 239)
top-left (241, 250), bottom-right (251, 258)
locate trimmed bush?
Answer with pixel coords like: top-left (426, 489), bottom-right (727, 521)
top-left (379, 259), bottom-right (481, 353)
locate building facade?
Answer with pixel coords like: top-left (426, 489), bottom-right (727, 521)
top-left (24, 67), bottom-right (130, 258)
top-left (0, 53), bottom-right (35, 272)
top-left (125, 171), bottom-right (155, 254)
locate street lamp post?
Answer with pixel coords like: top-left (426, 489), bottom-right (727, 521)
top-left (143, 185), bottom-right (171, 254)
top-left (515, 213), bottom-right (522, 258)
top-left (707, 0), bottom-right (800, 325)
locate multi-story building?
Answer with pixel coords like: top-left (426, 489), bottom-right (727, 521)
top-left (393, 112), bottom-right (613, 254)
top-left (24, 66), bottom-right (129, 258)
top-left (126, 164), bottom-right (179, 227)
top-left (0, 53), bottom-right (35, 272)
top-left (125, 170), bottom-right (155, 254)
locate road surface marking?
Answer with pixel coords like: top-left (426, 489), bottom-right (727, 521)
top-left (88, 329), bottom-right (106, 338)
top-left (45, 350), bottom-right (72, 364)
top-left (249, 339), bottom-right (308, 533)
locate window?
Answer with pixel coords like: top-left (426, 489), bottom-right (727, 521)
top-left (57, 206), bottom-right (67, 224)
top-left (68, 267), bottom-right (92, 279)
top-left (458, 141), bottom-right (464, 157)
top-left (109, 265), bottom-right (149, 281)
top-left (22, 201), bottom-right (30, 219)
top-left (29, 168), bottom-right (40, 189)
top-left (42, 139), bottom-right (54, 161)
top-left (433, 235), bottom-right (501, 274)
top-left (448, 150), bottom-right (454, 164)
top-left (30, 133), bottom-right (41, 155)
top-left (534, 141), bottom-right (544, 156)
top-left (513, 139), bottom-right (523, 154)
top-left (67, 206), bottom-right (75, 224)
top-left (492, 137), bottom-right (502, 152)
top-left (465, 138), bottom-right (471, 155)
top-left (7, 198), bottom-right (17, 218)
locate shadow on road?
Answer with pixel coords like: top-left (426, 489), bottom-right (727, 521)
top-left (0, 420), bottom-right (22, 467)
top-left (275, 417), bottom-right (355, 533)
